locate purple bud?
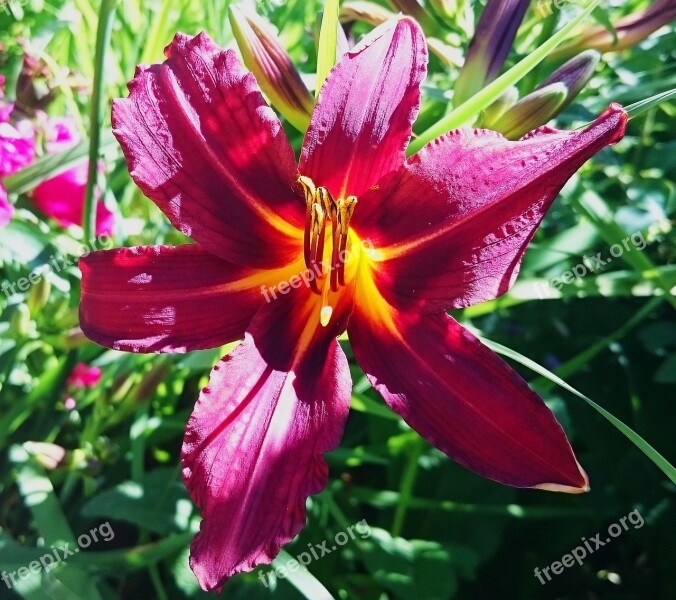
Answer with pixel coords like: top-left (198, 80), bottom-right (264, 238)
top-left (454, 0), bottom-right (530, 105)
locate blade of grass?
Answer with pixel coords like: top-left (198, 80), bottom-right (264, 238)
top-left (480, 338), bottom-right (676, 484)
top-left (408, 0), bottom-right (601, 154)
top-left (316, 0), bottom-right (340, 96)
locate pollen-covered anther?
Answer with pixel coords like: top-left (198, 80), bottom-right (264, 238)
top-left (298, 177), bottom-right (359, 326)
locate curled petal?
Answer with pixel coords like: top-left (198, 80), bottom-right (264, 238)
top-left (182, 286), bottom-right (352, 590)
top-left (112, 32), bottom-right (304, 268)
top-left (79, 244), bottom-right (293, 352)
top-left (300, 17), bottom-right (427, 199)
top-left (353, 104), bottom-right (628, 312)
top-left (349, 299), bottom-right (588, 491)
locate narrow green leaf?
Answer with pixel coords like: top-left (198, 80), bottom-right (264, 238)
top-left (316, 0), bottom-right (340, 97)
top-left (480, 339), bottom-right (676, 484)
top-left (270, 549), bottom-right (335, 600)
top-left (625, 88), bottom-right (676, 120)
top-left (409, 0), bottom-right (602, 154)
top-left (3, 133), bottom-right (116, 196)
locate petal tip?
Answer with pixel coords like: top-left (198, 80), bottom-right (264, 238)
top-left (532, 461), bottom-right (589, 494)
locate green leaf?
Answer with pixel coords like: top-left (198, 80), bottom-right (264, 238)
top-left (269, 549), bottom-right (335, 600)
top-left (315, 0), bottom-right (340, 97)
top-left (81, 468), bottom-right (190, 535)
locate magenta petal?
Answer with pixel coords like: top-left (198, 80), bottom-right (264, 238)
top-left (299, 17), bottom-right (427, 198)
top-left (112, 32), bottom-right (305, 268)
top-left (181, 288), bottom-right (352, 590)
top-left (349, 307), bottom-right (588, 491)
top-left (0, 119), bottom-right (35, 176)
top-left (33, 161), bottom-right (114, 236)
top-left (353, 104), bottom-right (627, 312)
top-left (80, 245), bottom-right (271, 352)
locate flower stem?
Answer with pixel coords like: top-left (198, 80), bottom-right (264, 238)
top-left (83, 0), bottom-right (118, 242)
top-left (390, 438), bottom-right (424, 538)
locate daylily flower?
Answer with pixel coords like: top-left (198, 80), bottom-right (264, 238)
top-left (79, 18), bottom-right (627, 591)
top-left (32, 116), bottom-right (114, 236)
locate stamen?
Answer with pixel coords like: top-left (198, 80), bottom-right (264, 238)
top-left (299, 177), bottom-right (316, 271)
top-left (297, 176), bottom-right (358, 305)
top-left (335, 196), bottom-right (357, 287)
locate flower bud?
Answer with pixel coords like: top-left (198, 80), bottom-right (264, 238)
top-left (490, 83), bottom-right (567, 140)
top-left (536, 50), bottom-right (600, 113)
top-left (9, 303), bottom-right (31, 338)
top-left (482, 85), bottom-right (519, 127)
top-left (551, 0), bottom-right (676, 59)
top-left (26, 271), bottom-right (50, 316)
top-left (340, 1), bottom-right (395, 26)
top-left (454, 0), bottom-right (530, 106)
top-left (229, 5), bottom-right (314, 132)
top-left (15, 53), bottom-right (56, 115)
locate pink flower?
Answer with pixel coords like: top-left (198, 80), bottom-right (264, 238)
top-left (0, 113), bottom-right (35, 227)
top-left (32, 117), bottom-right (114, 235)
top-left (66, 362), bottom-right (102, 388)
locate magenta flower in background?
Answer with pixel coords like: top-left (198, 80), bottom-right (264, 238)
top-left (79, 18), bottom-right (627, 591)
top-left (66, 362), bottom-right (102, 388)
top-left (0, 87), bottom-right (35, 227)
top-left (32, 117), bottom-right (114, 236)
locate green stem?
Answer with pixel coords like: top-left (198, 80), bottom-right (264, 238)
top-left (390, 439), bottom-right (424, 538)
top-left (83, 0), bottom-right (118, 242)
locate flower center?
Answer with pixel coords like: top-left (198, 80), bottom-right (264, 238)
top-left (298, 175), bottom-right (358, 327)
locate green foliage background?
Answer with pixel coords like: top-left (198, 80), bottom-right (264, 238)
top-left (0, 0), bottom-right (674, 598)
